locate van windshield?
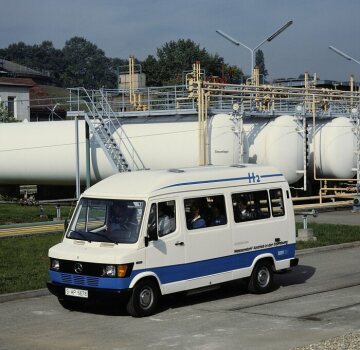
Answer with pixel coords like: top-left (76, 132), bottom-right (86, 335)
top-left (67, 198), bottom-right (145, 244)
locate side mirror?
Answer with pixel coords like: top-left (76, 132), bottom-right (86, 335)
top-left (144, 230), bottom-right (158, 247)
top-left (64, 219), bottom-right (69, 233)
top-left (148, 229), bottom-right (158, 242)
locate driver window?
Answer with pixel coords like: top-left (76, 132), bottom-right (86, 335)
top-left (158, 201), bottom-right (176, 237)
top-left (147, 201), bottom-right (176, 238)
top-left (147, 203), bottom-right (157, 237)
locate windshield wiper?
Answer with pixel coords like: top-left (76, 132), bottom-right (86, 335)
top-left (69, 230), bottom-right (92, 243)
top-left (88, 230), bottom-right (119, 245)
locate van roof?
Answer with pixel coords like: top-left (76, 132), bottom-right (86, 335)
top-left (83, 165), bottom-right (286, 199)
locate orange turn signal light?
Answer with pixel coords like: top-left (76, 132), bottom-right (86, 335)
top-left (117, 264), bottom-right (128, 278)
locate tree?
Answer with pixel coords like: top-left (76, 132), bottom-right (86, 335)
top-left (142, 55), bottom-right (161, 86)
top-left (255, 49), bottom-right (268, 82)
top-left (61, 37), bottom-right (117, 88)
top-left (0, 42), bottom-right (32, 67)
top-left (0, 102), bottom-right (16, 123)
top-left (0, 41), bottom-right (63, 85)
top-left (223, 64), bottom-right (244, 84)
top-left (32, 41), bottom-right (64, 85)
top-left (148, 39), bottom-right (228, 85)
top-left (140, 39), bottom-right (244, 86)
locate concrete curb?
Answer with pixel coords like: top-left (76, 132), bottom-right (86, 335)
top-left (296, 240), bottom-right (360, 255)
top-left (0, 288), bottom-right (49, 303)
top-left (1, 241), bottom-right (360, 303)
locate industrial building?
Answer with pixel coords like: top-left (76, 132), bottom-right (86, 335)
top-left (0, 59), bottom-right (359, 209)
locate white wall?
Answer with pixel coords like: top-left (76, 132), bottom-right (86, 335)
top-left (0, 85), bottom-right (30, 121)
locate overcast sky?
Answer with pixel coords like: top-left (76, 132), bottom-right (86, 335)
top-left (1, 0), bottom-right (360, 82)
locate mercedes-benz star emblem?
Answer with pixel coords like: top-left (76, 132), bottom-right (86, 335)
top-left (74, 263), bottom-right (83, 274)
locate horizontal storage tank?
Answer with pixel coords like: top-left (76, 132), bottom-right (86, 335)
top-left (0, 114), bottom-right (249, 185)
top-left (0, 121), bottom-right (113, 185)
top-left (309, 116), bottom-right (357, 179)
top-left (0, 114), bottom-right (356, 186)
top-left (242, 115), bottom-right (304, 184)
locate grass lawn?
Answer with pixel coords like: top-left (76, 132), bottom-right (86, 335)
top-left (0, 233), bottom-right (63, 294)
top-left (0, 203), bottom-right (76, 225)
top-left (0, 223), bottom-right (359, 295)
top-left (295, 223), bottom-right (360, 249)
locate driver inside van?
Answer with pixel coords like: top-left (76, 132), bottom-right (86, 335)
top-left (109, 202), bottom-right (137, 238)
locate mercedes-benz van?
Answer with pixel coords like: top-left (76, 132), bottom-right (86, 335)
top-left (47, 165), bottom-right (298, 317)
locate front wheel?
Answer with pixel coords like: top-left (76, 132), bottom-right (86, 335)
top-left (126, 279), bottom-right (160, 317)
top-left (248, 260), bottom-right (274, 294)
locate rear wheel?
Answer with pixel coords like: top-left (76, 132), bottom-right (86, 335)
top-left (126, 279), bottom-right (160, 317)
top-left (248, 260), bottom-right (274, 294)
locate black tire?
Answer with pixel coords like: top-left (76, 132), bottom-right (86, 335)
top-left (126, 279), bottom-right (160, 317)
top-left (248, 260), bottom-right (274, 294)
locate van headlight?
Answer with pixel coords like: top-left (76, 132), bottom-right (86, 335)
top-left (102, 265), bottom-right (116, 277)
top-left (50, 258), bottom-right (60, 271)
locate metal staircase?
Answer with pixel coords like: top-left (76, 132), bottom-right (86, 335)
top-left (72, 88), bottom-right (146, 172)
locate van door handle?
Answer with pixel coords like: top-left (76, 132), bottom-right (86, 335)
top-left (175, 241), bottom-right (184, 246)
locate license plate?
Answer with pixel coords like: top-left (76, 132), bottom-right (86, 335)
top-left (65, 287), bottom-right (88, 298)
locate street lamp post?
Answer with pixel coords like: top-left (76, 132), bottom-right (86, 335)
top-left (329, 46), bottom-right (360, 66)
top-left (216, 21), bottom-right (293, 78)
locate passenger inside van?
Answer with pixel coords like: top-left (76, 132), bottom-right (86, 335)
top-left (234, 197), bottom-right (252, 221)
top-left (188, 204), bottom-right (206, 229)
top-left (209, 205), bottom-right (226, 226)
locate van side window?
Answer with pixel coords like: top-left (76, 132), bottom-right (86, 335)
top-left (270, 189), bottom-right (285, 217)
top-left (184, 195), bottom-right (227, 230)
top-left (147, 201), bottom-right (176, 238)
top-left (232, 190), bottom-right (270, 223)
top-left (158, 201), bottom-right (176, 237)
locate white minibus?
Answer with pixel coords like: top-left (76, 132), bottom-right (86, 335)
top-left (47, 165), bottom-right (298, 317)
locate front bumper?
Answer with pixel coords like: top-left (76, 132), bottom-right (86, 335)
top-left (47, 282), bottom-right (131, 302)
top-left (290, 257), bottom-right (299, 267)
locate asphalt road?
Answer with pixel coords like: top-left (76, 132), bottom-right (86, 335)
top-left (295, 208), bottom-right (360, 226)
top-left (0, 246), bottom-right (359, 350)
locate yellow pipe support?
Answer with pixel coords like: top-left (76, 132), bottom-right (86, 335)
top-left (202, 86), bottom-right (359, 101)
top-left (129, 56), bottom-right (133, 104)
top-left (350, 75), bottom-right (354, 108)
top-left (292, 194), bottom-right (356, 201)
top-left (293, 200), bottom-right (352, 210)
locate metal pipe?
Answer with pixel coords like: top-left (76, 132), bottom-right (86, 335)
top-left (292, 194), bottom-right (356, 201)
top-left (75, 116), bottom-right (81, 199)
top-left (85, 122), bottom-right (91, 189)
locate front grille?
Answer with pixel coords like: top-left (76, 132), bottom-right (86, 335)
top-left (59, 260), bottom-right (104, 277)
top-left (61, 273), bottom-right (99, 287)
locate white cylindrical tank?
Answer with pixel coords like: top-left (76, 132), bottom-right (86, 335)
top-left (1, 114), bottom-right (355, 186)
top-left (0, 114), bottom-right (248, 185)
top-left (208, 113), bottom-right (249, 165)
top-left (0, 121), bottom-right (114, 185)
top-left (243, 115), bottom-right (304, 184)
top-left (309, 116), bottom-right (356, 179)
top-left (114, 113), bottom-right (249, 169)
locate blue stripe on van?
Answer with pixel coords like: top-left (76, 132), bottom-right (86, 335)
top-left (158, 173), bottom-right (284, 191)
top-left (49, 243), bottom-right (295, 290)
top-left (261, 173), bottom-right (283, 178)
